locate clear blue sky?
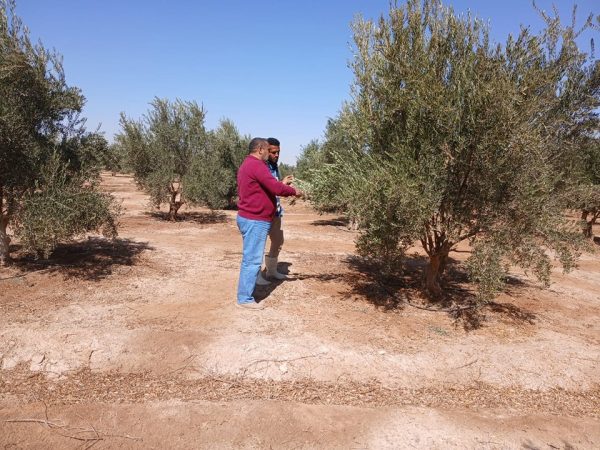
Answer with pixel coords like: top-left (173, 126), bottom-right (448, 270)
top-left (15, 0), bottom-right (598, 164)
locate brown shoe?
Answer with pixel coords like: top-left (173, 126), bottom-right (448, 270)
top-left (236, 301), bottom-right (265, 310)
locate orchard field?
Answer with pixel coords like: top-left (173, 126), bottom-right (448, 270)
top-left (1, 173), bottom-right (599, 449)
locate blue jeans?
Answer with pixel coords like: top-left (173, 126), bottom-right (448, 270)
top-left (236, 215), bottom-right (271, 304)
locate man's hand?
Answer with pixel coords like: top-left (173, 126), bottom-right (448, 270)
top-left (282, 175), bottom-right (294, 185)
top-left (294, 189), bottom-right (306, 198)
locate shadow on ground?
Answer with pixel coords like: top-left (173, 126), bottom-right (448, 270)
top-left (311, 216), bottom-right (350, 227)
top-left (343, 255), bottom-right (536, 330)
top-left (9, 237), bottom-right (154, 281)
top-left (254, 261), bottom-right (349, 302)
top-left (522, 439), bottom-right (576, 450)
top-left (254, 262), bottom-right (291, 301)
top-left (145, 211), bottom-right (228, 225)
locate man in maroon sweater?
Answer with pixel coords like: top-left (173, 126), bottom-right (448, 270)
top-left (236, 137), bottom-right (302, 309)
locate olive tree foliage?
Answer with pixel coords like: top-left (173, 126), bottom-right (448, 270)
top-left (296, 108), bottom-right (362, 213)
top-left (0, 0), bottom-right (119, 263)
top-left (116, 98), bottom-right (208, 220)
top-left (103, 142), bottom-right (130, 175)
top-left (185, 119), bottom-right (248, 209)
top-left (307, 0), bottom-right (599, 300)
top-left (295, 140), bottom-right (322, 183)
top-left (278, 163), bottom-right (295, 180)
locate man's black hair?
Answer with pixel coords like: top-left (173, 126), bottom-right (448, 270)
top-left (267, 137), bottom-right (280, 146)
top-left (248, 137), bottom-right (267, 153)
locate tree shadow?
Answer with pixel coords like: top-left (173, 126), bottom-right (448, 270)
top-left (145, 210), bottom-right (228, 225)
top-left (108, 173), bottom-right (132, 178)
top-left (10, 237), bottom-right (154, 281)
top-left (486, 302), bottom-right (536, 323)
top-left (343, 254), bottom-right (536, 330)
top-left (311, 217), bottom-right (350, 227)
top-left (522, 439), bottom-right (576, 450)
top-left (504, 274), bottom-right (528, 287)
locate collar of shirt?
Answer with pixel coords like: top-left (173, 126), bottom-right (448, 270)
top-left (267, 161), bottom-right (279, 178)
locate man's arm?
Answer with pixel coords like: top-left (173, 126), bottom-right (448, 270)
top-left (255, 164), bottom-right (298, 197)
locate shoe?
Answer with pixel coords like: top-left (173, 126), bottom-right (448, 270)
top-left (256, 271), bottom-right (271, 285)
top-left (236, 301), bottom-right (265, 310)
top-left (265, 256), bottom-right (287, 280)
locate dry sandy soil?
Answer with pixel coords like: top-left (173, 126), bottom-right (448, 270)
top-left (1, 173), bottom-right (599, 449)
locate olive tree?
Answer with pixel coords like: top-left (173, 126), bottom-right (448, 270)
top-left (0, 0), bottom-right (119, 263)
top-left (185, 119), bottom-right (248, 209)
top-left (118, 104), bottom-right (255, 213)
top-left (116, 98), bottom-right (208, 220)
top-left (295, 139), bottom-right (322, 183)
top-left (278, 162), bottom-right (295, 180)
top-left (103, 142), bottom-right (130, 175)
top-left (296, 108), bottom-right (364, 213)
top-left (309, 0), bottom-right (599, 300)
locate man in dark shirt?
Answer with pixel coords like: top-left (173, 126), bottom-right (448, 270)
top-left (236, 137), bottom-right (302, 310)
top-left (263, 137), bottom-right (293, 280)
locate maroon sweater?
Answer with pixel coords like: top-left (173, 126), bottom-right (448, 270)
top-left (237, 155), bottom-right (297, 222)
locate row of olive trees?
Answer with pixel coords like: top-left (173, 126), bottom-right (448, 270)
top-left (114, 99), bottom-right (251, 220)
top-left (298, 0), bottom-right (599, 301)
top-left (0, 0), bottom-right (119, 264)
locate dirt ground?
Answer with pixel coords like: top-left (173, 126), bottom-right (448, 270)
top-left (1, 173), bottom-right (599, 449)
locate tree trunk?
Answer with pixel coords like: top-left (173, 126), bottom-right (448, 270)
top-left (168, 181), bottom-right (183, 221)
top-left (0, 215), bottom-right (11, 266)
top-left (581, 209), bottom-right (599, 239)
top-left (424, 248), bottom-right (450, 298)
top-left (168, 200), bottom-right (182, 221)
top-left (227, 195), bottom-right (237, 209)
top-left (592, 212), bottom-right (600, 239)
top-left (581, 210), bottom-right (591, 238)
